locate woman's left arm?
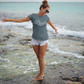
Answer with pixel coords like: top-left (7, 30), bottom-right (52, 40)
top-left (47, 20), bottom-right (58, 33)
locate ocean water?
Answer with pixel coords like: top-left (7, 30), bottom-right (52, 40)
top-left (0, 2), bottom-right (84, 38)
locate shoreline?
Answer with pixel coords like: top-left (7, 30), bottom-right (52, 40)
top-left (0, 26), bottom-right (84, 84)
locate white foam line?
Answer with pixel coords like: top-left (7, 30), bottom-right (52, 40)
top-left (48, 42), bottom-right (84, 59)
top-left (0, 21), bottom-right (84, 38)
top-left (58, 50), bottom-right (84, 59)
top-left (47, 60), bottom-right (75, 66)
top-left (50, 62), bottom-right (58, 65)
top-left (0, 57), bottom-right (10, 62)
top-left (47, 24), bottom-right (84, 38)
top-left (0, 21), bottom-right (32, 29)
top-left (23, 67), bottom-right (37, 74)
top-left (23, 71), bottom-right (27, 74)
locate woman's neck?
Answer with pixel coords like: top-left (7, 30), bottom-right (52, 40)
top-left (38, 11), bottom-right (44, 16)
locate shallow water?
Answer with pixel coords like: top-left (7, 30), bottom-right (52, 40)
top-left (0, 25), bottom-right (84, 84)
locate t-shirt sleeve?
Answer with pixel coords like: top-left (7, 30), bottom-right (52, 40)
top-left (28, 13), bottom-right (33, 20)
top-left (47, 15), bottom-right (50, 22)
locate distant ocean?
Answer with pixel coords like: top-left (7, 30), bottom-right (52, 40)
top-left (0, 2), bottom-right (84, 38)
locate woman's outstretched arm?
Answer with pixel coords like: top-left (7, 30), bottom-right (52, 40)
top-left (1, 16), bottom-right (30, 23)
top-left (47, 20), bottom-right (58, 33)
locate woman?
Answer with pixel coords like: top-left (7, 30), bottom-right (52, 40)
top-left (1, 0), bottom-right (58, 81)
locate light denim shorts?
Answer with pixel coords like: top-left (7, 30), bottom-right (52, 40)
top-left (31, 38), bottom-right (48, 46)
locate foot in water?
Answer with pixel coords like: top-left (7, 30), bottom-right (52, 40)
top-left (33, 75), bottom-right (44, 81)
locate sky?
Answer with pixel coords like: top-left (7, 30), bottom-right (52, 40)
top-left (0, 0), bottom-right (84, 2)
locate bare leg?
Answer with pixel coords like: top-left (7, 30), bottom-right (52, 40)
top-left (33, 43), bottom-right (48, 81)
top-left (33, 45), bottom-right (40, 77)
top-left (33, 45), bottom-right (40, 60)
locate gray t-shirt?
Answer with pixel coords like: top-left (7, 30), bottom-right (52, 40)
top-left (28, 13), bottom-right (49, 41)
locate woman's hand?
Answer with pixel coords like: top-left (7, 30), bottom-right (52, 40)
top-left (1, 19), bottom-right (9, 22)
top-left (55, 29), bottom-right (58, 33)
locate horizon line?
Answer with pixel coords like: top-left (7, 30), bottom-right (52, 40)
top-left (0, 1), bottom-right (84, 3)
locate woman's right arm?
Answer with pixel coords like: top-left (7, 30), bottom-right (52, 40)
top-left (1, 17), bottom-right (30, 23)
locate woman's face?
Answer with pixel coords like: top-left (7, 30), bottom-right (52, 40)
top-left (41, 7), bottom-right (49, 15)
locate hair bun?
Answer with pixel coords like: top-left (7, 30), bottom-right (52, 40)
top-left (42, 0), bottom-right (48, 5)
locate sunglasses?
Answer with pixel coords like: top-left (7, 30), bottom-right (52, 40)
top-left (46, 10), bottom-right (49, 13)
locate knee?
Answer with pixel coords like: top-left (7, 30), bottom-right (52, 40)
top-left (39, 55), bottom-right (44, 61)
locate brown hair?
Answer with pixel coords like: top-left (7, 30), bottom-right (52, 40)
top-left (40, 0), bottom-right (50, 10)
